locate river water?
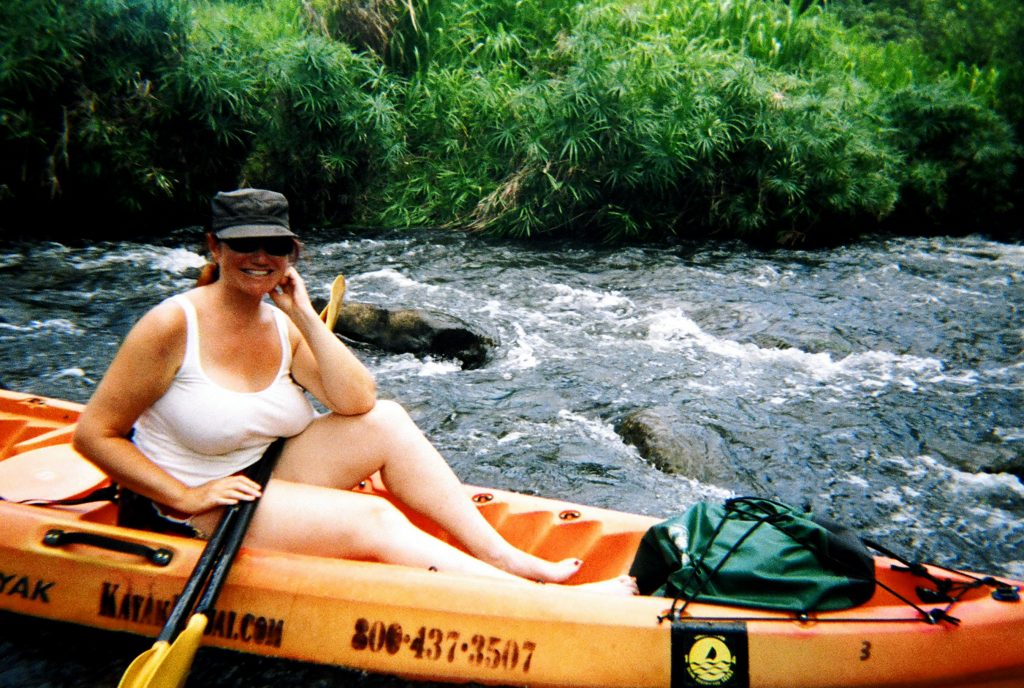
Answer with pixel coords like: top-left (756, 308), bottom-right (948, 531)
top-left (0, 230), bottom-right (1021, 687)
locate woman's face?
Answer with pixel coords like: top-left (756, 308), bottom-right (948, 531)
top-left (208, 234), bottom-right (296, 295)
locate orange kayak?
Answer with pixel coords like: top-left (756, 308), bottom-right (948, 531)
top-left (0, 388), bottom-right (1022, 688)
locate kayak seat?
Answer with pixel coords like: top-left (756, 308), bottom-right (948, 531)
top-left (0, 411), bottom-right (78, 459)
top-left (8, 424), bottom-right (77, 455)
top-left (496, 511), bottom-right (558, 552)
top-left (0, 418), bottom-right (30, 458)
top-left (475, 500), bottom-right (511, 529)
top-left (0, 418), bottom-right (69, 459)
top-left (0, 443), bottom-right (111, 507)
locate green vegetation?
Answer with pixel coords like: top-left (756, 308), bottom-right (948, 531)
top-left (1, 0), bottom-right (1020, 244)
top-left (0, 0), bottom-right (400, 230)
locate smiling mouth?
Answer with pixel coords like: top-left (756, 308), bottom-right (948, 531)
top-left (242, 269), bottom-right (274, 277)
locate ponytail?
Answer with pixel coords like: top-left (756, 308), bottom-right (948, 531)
top-left (196, 262), bottom-right (219, 286)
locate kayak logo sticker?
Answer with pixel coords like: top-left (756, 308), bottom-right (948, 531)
top-left (672, 622), bottom-right (749, 688)
top-left (685, 635), bottom-right (736, 685)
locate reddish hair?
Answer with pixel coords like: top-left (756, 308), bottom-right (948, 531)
top-left (196, 262), bottom-right (220, 286)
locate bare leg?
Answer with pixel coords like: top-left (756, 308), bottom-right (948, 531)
top-left (200, 480), bottom-right (523, 578)
top-left (191, 479), bottom-right (637, 595)
top-left (273, 401), bottom-right (597, 584)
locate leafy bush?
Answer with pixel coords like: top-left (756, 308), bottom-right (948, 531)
top-left (374, 0), bottom-right (909, 243)
top-left (176, 2), bottom-right (404, 225)
top-left (0, 0), bottom-right (189, 229)
top-left (1, 0), bottom-right (1019, 243)
top-left (828, 0), bottom-right (1023, 237)
top-left (0, 0), bottom-right (404, 234)
top-left (882, 81), bottom-right (1019, 232)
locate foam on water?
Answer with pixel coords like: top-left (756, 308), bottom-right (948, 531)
top-left (149, 246), bottom-right (207, 273)
top-left (497, 323), bottom-right (543, 372)
top-left (356, 267), bottom-right (439, 294)
top-left (547, 283), bottom-right (632, 312)
top-left (556, 409), bottom-right (625, 446)
top-left (69, 244), bottom-right (204, 274)
top-left (52, 367), bottom-right (90, 380)
top-left (641, 308), bottom-right (958, 399)
top-left (415, 357), bottom-right (462, 377)
top-left (0, 318), bottom-right (83, 335)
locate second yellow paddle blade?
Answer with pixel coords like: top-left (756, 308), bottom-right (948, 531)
top-left (118, 641), bottom-right (169, 688)
top-left (134, 614), bottom-right (209, 688)
top-left (319, 274), bottom-right (346, 332)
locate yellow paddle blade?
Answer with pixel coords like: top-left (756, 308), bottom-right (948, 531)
top-left (318, 274), bottom-right (346, 332)
top-left (118, 640), bottom-right (170, 688)
top-left (128, 614), bottom-right (209, 688)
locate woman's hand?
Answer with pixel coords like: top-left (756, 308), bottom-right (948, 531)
top-left (268, 266), bottom-right (315, 317)
top-left (176, 474), bottom-right (264, 515)
top-left (273, 267), bottom-right (378, 415)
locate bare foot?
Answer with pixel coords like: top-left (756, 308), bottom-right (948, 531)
top-left (485, 550), bottom-right (584, 583)
top-left (572, 576), bottom-right (639, 596)
top-left (534, 557), bottom-right (584, 583)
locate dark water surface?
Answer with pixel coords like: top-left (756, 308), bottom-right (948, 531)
top-left (1, 231), bottom-right (1021, 687)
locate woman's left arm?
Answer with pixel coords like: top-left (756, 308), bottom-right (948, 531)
top-left (270, 267), bottom-right (377, 415)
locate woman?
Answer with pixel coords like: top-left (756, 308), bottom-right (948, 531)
top-left (73, 188), bottom-right (637, 594)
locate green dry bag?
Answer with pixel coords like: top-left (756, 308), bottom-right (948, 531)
top-left (629, 497), bottom-right (876, 612)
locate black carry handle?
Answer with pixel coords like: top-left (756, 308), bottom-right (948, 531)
top-left (42, 528), bottom-right (174, 567)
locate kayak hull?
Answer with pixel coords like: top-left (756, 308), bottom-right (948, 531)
top-left (1, 389), bottom-right (1022, 688)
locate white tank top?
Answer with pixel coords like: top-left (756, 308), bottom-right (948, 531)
top-left (133, 295), bottom-right (317, 486)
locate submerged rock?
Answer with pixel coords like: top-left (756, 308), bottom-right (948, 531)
top-left (617, 407), bottom-right (742, 489)
top-left (926, 432), bottom-right (1024, 483)
top-left (314, 299), bottom-right (496, 369)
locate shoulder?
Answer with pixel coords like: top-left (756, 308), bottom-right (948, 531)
top-left (81, 295), bottom-right (190, 423)
top-left (139, 296), bottom-right (187, 334)
top-left (124, 296), bottom-right (188, 356)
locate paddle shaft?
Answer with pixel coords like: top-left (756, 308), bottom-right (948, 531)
top-left (192, 437), bottom-right (283, 615)
top-left (152, 438), bottom-right (284, 642)
top-left (154, 509), bottom-right (238, 644)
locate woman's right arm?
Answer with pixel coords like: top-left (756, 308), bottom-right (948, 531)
top-left (72, 302), bottom-right (261, 514)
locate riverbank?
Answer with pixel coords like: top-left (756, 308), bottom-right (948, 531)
top-left (2, 0), bottom-right (1021, 246)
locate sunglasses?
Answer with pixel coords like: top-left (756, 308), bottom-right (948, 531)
top-left (221, 237), bottom-right (296, 257)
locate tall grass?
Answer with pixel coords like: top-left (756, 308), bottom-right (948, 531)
top-left (178, 2), bottom-right (405, 223)
top-left (0, 0), bottom-right (404, 232)
top-left (366, 0), bottom-right (1019, 243)
top-left (369, 0), bottom-right (907, 242)
top-left (1, 0), bottom-right (1019, 242)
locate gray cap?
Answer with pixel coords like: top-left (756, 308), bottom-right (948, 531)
top-left (210, 188), bottom-right (296, 239)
